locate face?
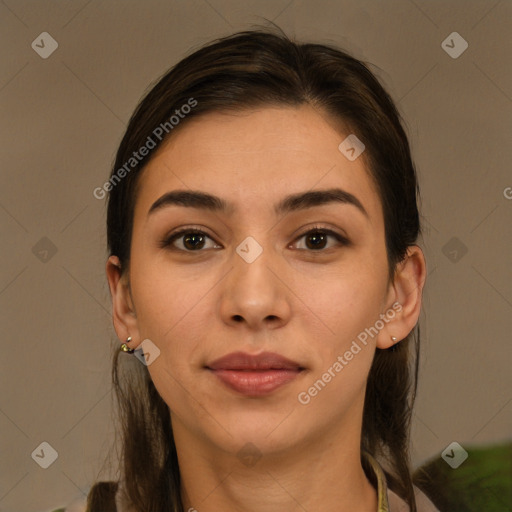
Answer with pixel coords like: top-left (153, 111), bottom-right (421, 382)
top-left (111, 105), bottom-right (405, 458)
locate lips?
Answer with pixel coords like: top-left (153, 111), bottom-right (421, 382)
top-left (207, 351), bottom-right (304, 371)
top-left (206, 351), bottom-right (305, 396)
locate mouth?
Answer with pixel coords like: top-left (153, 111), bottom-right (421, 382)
top-left (205, 351), bottom-right (306, 397)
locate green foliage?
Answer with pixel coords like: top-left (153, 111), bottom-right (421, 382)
top-left (414, 442), bottom-right (512, 512)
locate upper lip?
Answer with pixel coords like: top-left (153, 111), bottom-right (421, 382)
top-left (206, 351), bottom-right (304, 371)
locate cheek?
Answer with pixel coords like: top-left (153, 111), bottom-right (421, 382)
top-left (295, 273), bottom-right (384, 409)
top-left (130, 261), bottom-right (221, 371)
top-left (131, 255), bottom-right (200, 331)
top-left (130, 267), bottom-right (212, 412)
top-left (302, 260), bottom-right (387, 338)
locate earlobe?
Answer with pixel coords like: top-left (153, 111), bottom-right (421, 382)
top-left (106, 255), bottom-right (140, 345)
top-left (376, 245), bottom-right (427, 349)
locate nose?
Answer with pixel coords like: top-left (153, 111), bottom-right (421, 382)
top-left (218, 238), bottom-right (292, 332)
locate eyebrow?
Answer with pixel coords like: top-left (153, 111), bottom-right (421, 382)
top-left (148, 188), bottom-right (369, 219)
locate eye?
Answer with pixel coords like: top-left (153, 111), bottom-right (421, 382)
top-left (292, 227), bottom-right (349, 251)
top-left (160, 228), bottom-right (220, 252)
top-left (161, 226), bottom-right (350, 253)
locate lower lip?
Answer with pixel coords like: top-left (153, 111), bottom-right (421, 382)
top-left (209, 369), bottom-right (302, 396)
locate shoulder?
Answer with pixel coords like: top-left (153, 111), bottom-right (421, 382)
top-left (52, 479), bottom-right (118, 512)
top-left (50, 494), bottom-right (87, 512)
top-left (387, 485), bottom-right (440, 512)
top-left (414, 485), bottom-right (440, 512)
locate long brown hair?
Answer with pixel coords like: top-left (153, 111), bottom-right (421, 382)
top-left (89, 26), bottom-right (422, 511)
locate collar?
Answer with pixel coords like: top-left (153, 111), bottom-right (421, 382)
top-left (363, 452), bottom-right (391, 512)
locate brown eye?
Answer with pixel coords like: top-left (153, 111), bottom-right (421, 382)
top-left (161, 229), bottom-right (220, 251)
top-left (294, 228), bottom-right (349, 251)
top-left (305, 231), bottom-right (328, 250)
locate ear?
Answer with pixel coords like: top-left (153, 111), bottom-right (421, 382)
top-left (376, 245), bottom-right (427, 349)
top-left (106, 255), bottom-right (141, 350)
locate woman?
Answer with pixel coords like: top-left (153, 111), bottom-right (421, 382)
top-left (81, 27), bottom-right (437, 511)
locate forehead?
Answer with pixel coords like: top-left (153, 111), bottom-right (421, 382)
top-left (134, 105), bottom-right (382, 224)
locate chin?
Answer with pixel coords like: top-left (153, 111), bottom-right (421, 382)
top-left (202, 407), bottom-right (308, 457)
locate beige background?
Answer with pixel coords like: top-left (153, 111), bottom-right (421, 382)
top-left (1, 1), bottom-right (511, 510)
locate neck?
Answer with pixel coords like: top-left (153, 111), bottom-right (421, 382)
top-left (173, 414), bottom-right (378, 512)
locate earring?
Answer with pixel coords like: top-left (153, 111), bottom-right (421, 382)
top-left (390, 336), bottom-right (399, 352)
top-left (120, 336), bottom-right (135, 353)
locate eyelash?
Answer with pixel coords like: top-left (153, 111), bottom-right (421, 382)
top-left (160, 225), bottom-right (350, 253)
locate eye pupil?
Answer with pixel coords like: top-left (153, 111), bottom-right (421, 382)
top-left (184, 233), bottom-right (205, 250)
top-left (306, 232), bottom-right (327, 250)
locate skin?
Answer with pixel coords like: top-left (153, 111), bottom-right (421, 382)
top-left (106, 105), bottom-right (426, 512)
